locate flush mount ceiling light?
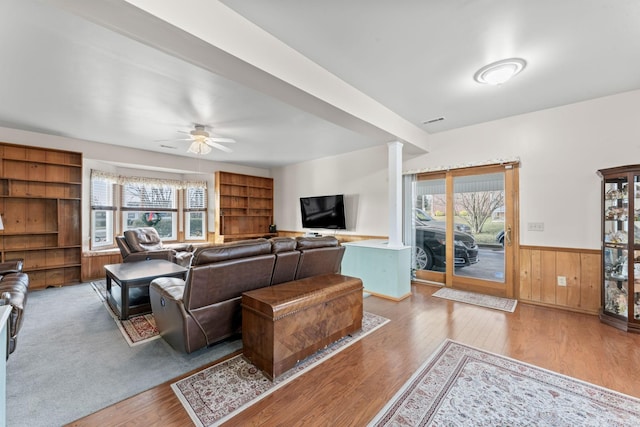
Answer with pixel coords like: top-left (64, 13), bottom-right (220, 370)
top-left (474, 58), bottom-right (526, 85)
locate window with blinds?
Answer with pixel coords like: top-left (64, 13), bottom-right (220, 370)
top-left (90, 174), bottom-right (116, 249)
top-left (185, 187), bottom-right (207, 240)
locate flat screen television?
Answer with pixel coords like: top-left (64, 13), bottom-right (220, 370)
top-left (300, 194), bottom-right (346, 230)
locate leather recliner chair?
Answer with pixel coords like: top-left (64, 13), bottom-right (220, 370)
top-left (0, 260), bottom-right (29, 356)
top-left (116, 227), bottom-right (194, 267)
top-left (149, 239), bottom-right (276, 353)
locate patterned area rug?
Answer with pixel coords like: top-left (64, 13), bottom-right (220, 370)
top-left (173, 312), bottom-right (389, 426)
top-left (369, 339), bottom-right (640, 426)
top-left (90, 280), bottom-right (160, 346)
top-left (432, 287), bottom-right (518, 312)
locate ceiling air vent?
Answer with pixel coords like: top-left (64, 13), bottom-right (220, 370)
top-left (423, 117), bottom-right (445, 125)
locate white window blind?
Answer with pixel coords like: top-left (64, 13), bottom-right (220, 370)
top-left (121, 184), bottom-right (176, 210)
top-left (90, 171), bottom-right (115, 209)
top-left (186, 187), bottom-right (206, 209)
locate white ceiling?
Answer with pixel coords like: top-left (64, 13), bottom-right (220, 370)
top-left (2, 0), bottom-right (640, 169)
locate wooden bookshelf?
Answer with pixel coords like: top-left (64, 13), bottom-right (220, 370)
top-left (0, 142), bottom-right (82, 289)
top-left (214, 171), bottom-right (275, 242)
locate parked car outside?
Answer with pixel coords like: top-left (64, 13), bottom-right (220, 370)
top-left (496, 230), bottom-right (505, 247)
top-left (414, 224), bottom-right (479, 271)
top-left (414, 208), bottom-right (472, 233)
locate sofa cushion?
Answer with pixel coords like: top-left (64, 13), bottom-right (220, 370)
top-left (124, 227), bottom-right (164, 252)
top-left (269, 237), bottom-right (300, 285)
top-left (270, 237), bottom-right (297, 253)
top-left (295, 236), bottom-right (339, 249)
top-left (192, 239), bottom-right (271, 265)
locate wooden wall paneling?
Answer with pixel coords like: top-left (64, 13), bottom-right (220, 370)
top-left (530, 249), bottom-right (543, 302)
top-left (519, 248), bottom-right (532, 300)
top-left (32, 181), bottom-right (49, 197)
top-left (541, 251), bottom-right (557, 304)
top-left (2, 145), bottom-right (25, 160)
top-left (556, 251), bottom-right (581, 308)
top-left (4, 199), bottom-right (26, 233)
top-left (517, 246), bottom-right (602, 315)
top-left (28, 271), bottom-right (46, 289)
top-left (81, 252), bottom-right (122, 282)
top-left (58, 199), bottom-right (81, 246)
top-left (65, 266), bottom-right (81, 283)
top-left (3, 160), bottom-right (26, 180)
top-left (27, 147), bottom-right (47, 162)
top-left (28, 162), bottom-right (46, 181)
top-left (580, 253), bottom-right (601, 313)
top-left (45, 268), bottom-right (64, 286)
top-left (65, 248), bottom-right (81, 265)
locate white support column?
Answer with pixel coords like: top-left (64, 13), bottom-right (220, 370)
top-left (388, 141), bottom-right (403, 247)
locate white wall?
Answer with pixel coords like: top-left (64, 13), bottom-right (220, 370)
top-left (274, 89), bottom-right (640, 249)
top-left (0, 126), bottom-right (270, 250)
top-left (272, 145), bottom-right (389, 236)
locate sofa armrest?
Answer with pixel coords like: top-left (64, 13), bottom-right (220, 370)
top-left (150, 277), bottom-right (186, 302)
top-left (166, 243), bottom-right (193, 252)
top-left (0, 260), bottom-right (23, 274)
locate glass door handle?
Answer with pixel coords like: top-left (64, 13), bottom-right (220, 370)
top-left (506, 225), bottom-right (512, 246)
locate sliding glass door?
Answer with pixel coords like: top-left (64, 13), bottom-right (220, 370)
top-left (411, 163), bottom-right (518, 297)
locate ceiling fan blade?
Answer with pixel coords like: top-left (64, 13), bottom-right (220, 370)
top-left (208, 137), bottom-right (236, 144)
top-left (205, 140), bottom-right (233, 153)
top-left (154, 138), bottom-right (193, 142)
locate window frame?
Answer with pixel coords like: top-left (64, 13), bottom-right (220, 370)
top-left (89, 171), bottom-right (208, 249)
top-left (90, 173), bottom-right (117, 250)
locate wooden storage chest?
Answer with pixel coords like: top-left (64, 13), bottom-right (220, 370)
top-left (241, 273), bottom-right (363, 379)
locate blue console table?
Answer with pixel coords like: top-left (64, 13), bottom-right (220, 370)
top-left (0, 305), bottom-right (10, 427)
top-left (341, 239), bottom-right (411, 300)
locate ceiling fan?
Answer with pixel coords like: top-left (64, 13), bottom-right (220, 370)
top-left (175, 124), bottom-right (236, 155)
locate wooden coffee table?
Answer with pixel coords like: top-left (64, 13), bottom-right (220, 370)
top-left (104, 260), bottom-right (187, 320)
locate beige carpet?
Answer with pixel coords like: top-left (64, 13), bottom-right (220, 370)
top-left (432, 287), bottom-right (518, 312)
top-left (91, 280), bottom-right (160, 346)
top-left (369, 339), bottom-right (640, 426)
top-left (172, 312), bottom-right (390, 426)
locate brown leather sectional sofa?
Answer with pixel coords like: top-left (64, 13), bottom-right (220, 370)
top-left (149, 236), bottom-right (345, 353)
top-left (0, 260), bottom-right (29, 356)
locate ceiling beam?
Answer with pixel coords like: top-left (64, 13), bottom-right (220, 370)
top-left (50, 0), bottom-right (431, 154)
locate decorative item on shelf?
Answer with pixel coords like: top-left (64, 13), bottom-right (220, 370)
top-left (604, 280), bottom-right (628, 315)
top-left (608, 255), bottom-right (629, 281)
top-left (605, 230), bottom-right (628, 244)
top-left (606, 188), bottom-right (621, 200)
top-left (269, 224), bottom-right (277, 233)
top-left (605, 206), bottom-right (628, 220)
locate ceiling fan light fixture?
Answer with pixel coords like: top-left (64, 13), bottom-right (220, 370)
top-left (474, 58), bottom-right (526, 85)
top-left (191, 125), bottom-right (210, 138)
top-left (187, 140), bottom-right (212, 155)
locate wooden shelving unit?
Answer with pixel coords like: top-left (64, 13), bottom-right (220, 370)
top-left (0, 142), bottom-right (82, 289)
top-left (214, 171), bottom-right (275, 242)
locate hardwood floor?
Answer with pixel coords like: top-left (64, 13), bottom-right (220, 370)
top-left (67, 283), bottom-right (640, 426)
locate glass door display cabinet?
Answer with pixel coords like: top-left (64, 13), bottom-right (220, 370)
top-left (598, 165), bottom-right (640, 332)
